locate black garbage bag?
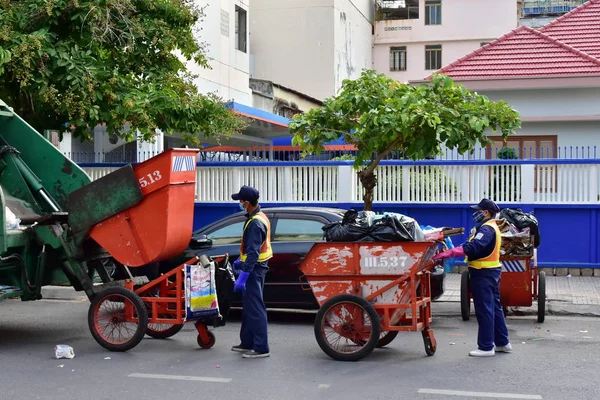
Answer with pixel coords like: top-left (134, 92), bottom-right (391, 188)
top-left (499, 208), bottom-right (541, 248)
top-left (367, 215), bottom-right (415, 242)
top-left (323, 221), bottom-right (371, 242)
top-left (211, 259), bottom-right (235, 327)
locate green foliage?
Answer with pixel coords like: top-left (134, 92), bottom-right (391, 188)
top-left (289, 70), bottom-right (521, 169)
top-left (497, 147), bottom-right (518, 160)
top-left (0, 0), bottom-right (246, 142)
top-left (288, 70), bottom-right (521, 209)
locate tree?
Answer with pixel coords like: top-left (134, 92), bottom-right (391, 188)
top-left (0, 0), bottom-right (246, 143)
top-left (288, 70), bottom-right (521, 210)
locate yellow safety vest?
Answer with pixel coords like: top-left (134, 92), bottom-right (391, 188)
top-left (466, 220), bottom-right (502, 269)
top-left (239, 212), bottom-right (273, 263)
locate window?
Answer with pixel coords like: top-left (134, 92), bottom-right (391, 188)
top-left (425, 44), bottom-right (442, 70)
top-left (378, 0), bottom-right (419, 21)
top-left (487, 136), bottom-right (557, 160)
top-left (207, 221), bottom-right (245, 245)
top-left (487, 135), bottom-right (558, 193)
top-left (235, 6), bottom-right (247, 53)
top-left (425, 0), bottom-right (441, 25)
top-left (274, 218), bottom-right (325, 241)
top-left (389, 46), bottom-right (407, 71)
top-left (480, 42), bottom-right (490, 47)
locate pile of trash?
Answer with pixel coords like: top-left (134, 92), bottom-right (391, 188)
top-left (498, 208), bottom-right (540, 257)
top-left (323, 210), bottom-right (425, 243)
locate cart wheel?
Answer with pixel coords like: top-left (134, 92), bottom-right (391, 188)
top-left (537, 271), bottom-right (546, 323)
top-left (314, 294), bottom-right (381, 362)
top-left (197, 331), bottom-right (216, 349)
top-left (422, 329), bottom-right (436, 356)
top-left (376, 331), bottom-right (399, 348)
top-left (146, 319), bottom-right (185, 339)
top-left (88, 286), bottom-right (148, 352)
top-left (460, 270), bottom-right (471, 321)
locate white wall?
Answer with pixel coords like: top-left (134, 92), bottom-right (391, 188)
top-left (190, 0), bottom-right (252, 104)
top-left (483, 88), bottom-right (600, 119)
top-left (333, 0), bottom-right (375, 93)
top-left (251, 0), bottom-right (374, 101)
top-left (374, 0), bottom-right (518, 82)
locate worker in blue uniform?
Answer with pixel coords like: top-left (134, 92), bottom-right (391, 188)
top-left (230, 185), bottom-right (272, 359)
top-left (433, 198), bottom-right (512, 357)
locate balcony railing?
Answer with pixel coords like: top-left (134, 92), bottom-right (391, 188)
top-left (522, 0), bottom-right (586, 16)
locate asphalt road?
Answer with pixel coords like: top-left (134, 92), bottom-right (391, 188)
top-left (1, 299), bottom-right (599, 400)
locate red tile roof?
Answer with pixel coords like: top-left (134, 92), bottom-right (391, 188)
top-left (540, 0), bottom-right (600, 59)
top-left (432, 26), bottom-right (600, 79)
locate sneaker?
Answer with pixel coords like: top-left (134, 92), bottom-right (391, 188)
top-left (242, 350), bottom-right (270, 359)
top-left (495, 343), bottom-right (513, 353)
top-left (469, 349), bottom-right (495, 357)
top-left (231, 345), bottom-right (252, 353)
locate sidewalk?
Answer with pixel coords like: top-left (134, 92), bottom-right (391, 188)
top-left (436, 273), bottom-right (600, 317)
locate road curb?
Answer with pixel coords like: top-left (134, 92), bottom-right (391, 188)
top-left (432, 300), bottom-right (600, 318)
top-left (41, 286), bottom-right (87, 302)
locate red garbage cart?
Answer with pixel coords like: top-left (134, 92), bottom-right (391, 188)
top-left (85, 149), bottom-right (233, 352)
top-left (298, 235), bottom-right (455, 362)
top-left (460, 248), bottom-right (545, 323)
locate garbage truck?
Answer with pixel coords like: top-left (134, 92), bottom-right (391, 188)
top-left (0, 99), bottom-right (221, 352)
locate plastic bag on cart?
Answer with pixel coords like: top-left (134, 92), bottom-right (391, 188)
top-left (323, 221), bottom-right (371, 242)
top-left (323, 209), bottom-right (372, 242)
top-left (499, 208), bottom-right (540, 248)
top-left (213, 258), bottom-right (235, 327)
top-left (421, 224), bottom-right (458, 273)
top-left (185, 263), bottom-right (220, 320)
top-left (361, 215), bottom-right (414, 242)
top-left (379, 212), bottom-right (425, 242)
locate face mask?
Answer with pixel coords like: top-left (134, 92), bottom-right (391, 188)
top-left (473, 210), bottom-right (486, 223)
top-left (239, 202), bottom-right (247, 212)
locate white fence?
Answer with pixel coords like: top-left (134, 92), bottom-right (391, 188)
top-left (81, 161), bottom-right (600, 204)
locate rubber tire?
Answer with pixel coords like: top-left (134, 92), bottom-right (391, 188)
top-left (146, 321), bottom-right (184, 339)
top-left (460, 270), bottom-right (471, 321)
top-left (537, 271), bottom-right (546, 323)
top-left (424, 335), bottom-right (436, 356)
top-left (314, 294), bottom-right (381, 362)
top-left (88, 286), bottom-right (148, 352)
top-left (197, 330), bottom-right (216, 349)
top-left (376, 331), bottom-right (399, 348)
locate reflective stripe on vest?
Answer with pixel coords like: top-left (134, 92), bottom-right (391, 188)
top-left (466, 220), bottom-right (502, 269)
top-left (239, 212), bottom-right (273, 263)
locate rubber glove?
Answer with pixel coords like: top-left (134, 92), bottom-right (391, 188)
top-left (234, 271), bottom-right (250, 292)
top-left (432, 246), bottom-right (465, 261)
top-left (232, 258), bottom-right (241, 272)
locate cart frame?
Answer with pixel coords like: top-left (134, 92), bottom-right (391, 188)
top-left (460, 248), bottom-right (546, 323)
top-left (299, 240), bottom-right (451, 361)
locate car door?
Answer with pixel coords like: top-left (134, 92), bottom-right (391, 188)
top-left (200, 216), bottom-right (247, 258)
top-left (265, 213), bottom-right (329, 308)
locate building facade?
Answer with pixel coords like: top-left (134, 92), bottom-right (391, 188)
top-left (249, 0), bottom-right (375, 101)
top-left (373, 0), bottom-right (518, 83)
top-left (189, 0), bottom-right (252, 104)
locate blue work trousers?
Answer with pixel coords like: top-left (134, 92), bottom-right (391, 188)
top-left (240, 263), bottom-right (269, 353)
top-left (469, 267), bottom-right (510, 351)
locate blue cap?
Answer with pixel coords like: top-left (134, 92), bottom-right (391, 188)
top-left (470, 198), bottom-right (500, 214)
top-left (231, 185), bottom-right (260, 202)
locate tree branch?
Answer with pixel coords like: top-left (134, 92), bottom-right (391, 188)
top-left (363, 137), bottom-right (403, 174)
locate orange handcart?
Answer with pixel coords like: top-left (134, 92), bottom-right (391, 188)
top-left (84, 149), bottom-right (233, 352)
top-left (460, 248), bottom-right (545, 323)
top-left (298, 233), bottom-right (458, 362)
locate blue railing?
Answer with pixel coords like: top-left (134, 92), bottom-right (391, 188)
top-left (67, 145), bottom-right (600, 165)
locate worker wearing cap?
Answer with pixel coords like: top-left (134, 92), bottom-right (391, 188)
top-left (229, 185), bottom-right (272, 359)
top-left (433, 198), bottom-right (511, 357)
